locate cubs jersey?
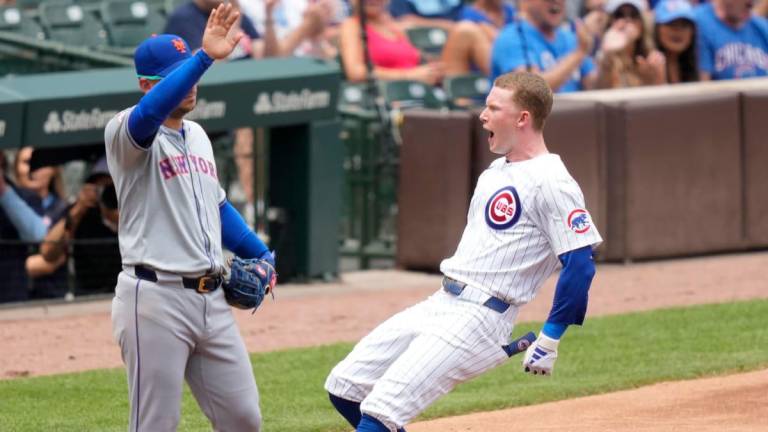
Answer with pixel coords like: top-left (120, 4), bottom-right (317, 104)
top-left (440, 153), bottom-right (602, 305)
top-left (104, 107), bottom-right (226, 276)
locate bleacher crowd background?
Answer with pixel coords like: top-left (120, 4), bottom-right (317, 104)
top-left (1, 0), bottom-right (767, 303)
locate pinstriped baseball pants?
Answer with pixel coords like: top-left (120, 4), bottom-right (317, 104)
top-left (325, 287), bottom-right (518, 431)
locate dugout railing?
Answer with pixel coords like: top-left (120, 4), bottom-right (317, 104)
top-left (0, 57), bottom-right (343, 289)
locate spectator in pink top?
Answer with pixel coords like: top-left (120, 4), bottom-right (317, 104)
top-left (340, 0), bottom-right (445, 84)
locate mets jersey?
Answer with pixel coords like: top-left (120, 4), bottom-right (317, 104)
top-left (440, 153), bottom-right (602, 305)
top-left (104, 107), bottom-right (226, 277)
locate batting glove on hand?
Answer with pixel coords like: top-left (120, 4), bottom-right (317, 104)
top-left (522, 334), bottom-right (559, 376)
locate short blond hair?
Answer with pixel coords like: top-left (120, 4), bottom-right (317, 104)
top-left (493, 71), bottom-right (553, 131)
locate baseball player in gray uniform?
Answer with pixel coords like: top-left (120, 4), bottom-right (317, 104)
top-left (105, 4), bottom-right (275, 431)
top-left (325, 71), bottom-right (602, 432)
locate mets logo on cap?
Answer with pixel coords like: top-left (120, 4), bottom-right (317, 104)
top-left (485, 186), bottom-right (522, 230)
top-left (567, 209), bottom-right (592, 234)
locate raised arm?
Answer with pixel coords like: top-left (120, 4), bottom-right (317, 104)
top-left (127, 4), bottom-right (245, 147)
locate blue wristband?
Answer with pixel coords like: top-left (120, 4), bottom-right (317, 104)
top-left (542, 322), bottom-right (567, 340)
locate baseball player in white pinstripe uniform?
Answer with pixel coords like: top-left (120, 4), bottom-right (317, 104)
top-left (325, 71), bottom-right (602, 432)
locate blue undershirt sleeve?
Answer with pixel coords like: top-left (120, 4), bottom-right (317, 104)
top-left (219, 200), bottom-right (271, 262)
top-left (542, 246), bottom-right (596, 339)
top-left (127, 50), bottom-right (214, 147)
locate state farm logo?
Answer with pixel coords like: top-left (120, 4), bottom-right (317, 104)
top-left (253, 89), bottom-right (331, 114)
top-left (43, 108), bottom-right (118, 134)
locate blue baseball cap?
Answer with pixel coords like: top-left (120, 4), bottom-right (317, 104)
top-left (134, 34), bottom-right (192, 80)
top-left (654, 0), bottom-right (695, 25)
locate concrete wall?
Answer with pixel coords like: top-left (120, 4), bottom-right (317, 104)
top-left (397, 79), bottom-right (768, 270)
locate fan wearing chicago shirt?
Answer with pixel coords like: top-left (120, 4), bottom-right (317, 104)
top-left (104, 4), bottom-right (274, 431)
top-left (325, 71), bottom-right (602, 432)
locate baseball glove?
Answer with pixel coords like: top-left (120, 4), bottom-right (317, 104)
top-left (223, 256), bottom-right (277, 311)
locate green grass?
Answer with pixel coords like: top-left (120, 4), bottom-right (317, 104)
top-left (2, 300), bottom-right (767, 431)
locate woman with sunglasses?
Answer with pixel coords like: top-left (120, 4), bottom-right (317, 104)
top-left (654, 0), bottom-right (699, 83)
top-left (596, 0), bottom-right (666, 88)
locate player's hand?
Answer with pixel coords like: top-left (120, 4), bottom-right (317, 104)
top-left (202, 2), bottom-right (244, 60)
top-left (522, 334), bottom-right (559, 376)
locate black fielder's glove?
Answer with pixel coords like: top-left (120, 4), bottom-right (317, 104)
top-left (223, 256), bottom-right (277, 311)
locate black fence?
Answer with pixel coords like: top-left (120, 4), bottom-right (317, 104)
top-left (0, 237), bottom-right (120, 304)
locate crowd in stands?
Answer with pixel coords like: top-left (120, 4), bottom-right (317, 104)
top-left (1, 0), bottom-right (767, 303)
top-left (0, 150), bottom-right (121, 303)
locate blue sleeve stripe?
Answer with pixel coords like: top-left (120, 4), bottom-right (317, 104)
top-left (125, 119), bottom-right (150, 152)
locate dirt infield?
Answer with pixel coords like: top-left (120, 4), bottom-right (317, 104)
top-left (410, 369), bottom-right (768, 432)
top-left (1, 251), bottom-right (767, 429)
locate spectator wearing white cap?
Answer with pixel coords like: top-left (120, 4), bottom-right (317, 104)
top-left (694, 0), bottom-right (768, 80)
top-left (595, 0), bottom-right (666, 88)
top-left (654, 0), bottom-right (699, 83)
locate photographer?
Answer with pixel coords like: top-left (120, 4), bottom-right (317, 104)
top-left (41, 158), bottom-right (121, 296)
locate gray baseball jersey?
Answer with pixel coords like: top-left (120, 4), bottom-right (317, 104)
top-left (104, 107), bottom-right (226, 277)
top-left (105, 107), bottom-right (261, 431)
top-left (326, 153), bottom-right (601, 430)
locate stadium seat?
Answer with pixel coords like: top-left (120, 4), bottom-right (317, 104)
top-left (444, 73), bottom-right (490, 109)
top-left (405, 26), bottom-right (448, 56)
top-left (382, 80), bottom-right (448, 111)
top-left (38, 3), bottom-right (109, 48)
top-left (101, 0), bottom-right (166, 48)
top-left (340, 82), bottom-right (377, 109)
top-left (0, 6), bottom-right (46, 40)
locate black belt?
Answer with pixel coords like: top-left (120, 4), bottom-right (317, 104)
top-left (134, 265), bottom-right (221, 294)
top-left (442, 277), bottom-right (510, 313)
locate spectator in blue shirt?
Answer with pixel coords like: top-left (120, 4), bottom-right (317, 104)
top-left (389, 0), bottom-right (465, 30)
top-left (695, 0), bottom-right (768, 80)
top-left (443, 0), bottom-right (517, 75)
top-left (490, 0), bottom-right (597, 92)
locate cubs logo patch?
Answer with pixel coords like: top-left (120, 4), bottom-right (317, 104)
top-left (567, 209), bottom-right (592, 234)
top-left (485, 186), bottom-right (522, 230)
